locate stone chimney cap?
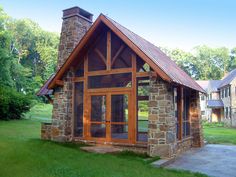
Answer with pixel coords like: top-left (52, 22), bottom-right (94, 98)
top-left (63, 6), bottom-right (93, 22)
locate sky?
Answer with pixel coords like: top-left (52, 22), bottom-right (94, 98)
top-left (1, 0), bottom-right (236, 51)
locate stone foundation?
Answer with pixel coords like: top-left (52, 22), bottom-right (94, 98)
top-left (176, 137), bottom-right (192, 155)
top-left (41, 122), bottom-right (52, 140)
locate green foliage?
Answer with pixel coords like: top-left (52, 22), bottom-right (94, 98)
top-left (164, 45), bottom-right (236, 80)
top-left (0, 87), bottom-right (31, 120)
top-left (0, 7), bottom-right (59, 96)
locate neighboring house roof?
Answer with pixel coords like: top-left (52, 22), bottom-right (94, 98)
top-left (207, 100), bottom-right (224, 108)
top-left (47, 14), bottom-right (205, 93)
top-left (207, 80), bottom-right (222, 92)
top-left (219, 68), bottom-right (236, 88)
top-left (196, 80), bottom-right (209, 92)
top-left (36, 74), bottom-right (55, 96)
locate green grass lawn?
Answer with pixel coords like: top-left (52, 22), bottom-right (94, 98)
top-left (0, 104), bottom-right (206, 177)
top-left (203, 124), bottom-right (236, 145)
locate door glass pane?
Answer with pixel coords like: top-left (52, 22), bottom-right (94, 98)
top-left (88, 73), bottom-right (132, 89)
top-left (91, 95), bottom-right (106, 122)
top-left (111, 95), bottom-right (128, 123)
top-left (111, 94), bottom-right (128, 139)
top-left (91, 124), bottom-right (106, 138)
top-left (111, 125), bottom-right (128, 139)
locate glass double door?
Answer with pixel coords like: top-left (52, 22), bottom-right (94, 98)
top-left (87, 91), bottom-right (131, 143)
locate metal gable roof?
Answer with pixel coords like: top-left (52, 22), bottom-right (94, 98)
top-left (47, 14), bottom-right (205, 93)
top-left (219, 68), bottom-right (236, 88)
top-left (36, 74), bottom-right (55, 96)
top-left (104, 15), bottom-right (205, 92)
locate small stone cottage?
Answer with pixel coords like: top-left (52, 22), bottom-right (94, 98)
top-left (38, 6), bottom-right (204, 158)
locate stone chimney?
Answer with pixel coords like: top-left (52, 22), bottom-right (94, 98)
top-left (57, 6), bottom-right (93, 70)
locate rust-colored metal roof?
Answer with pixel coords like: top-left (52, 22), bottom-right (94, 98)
top-left (104, 15), bottom-right (205, 92)
top-left (46, 14), bottom-right (205, 93)
top-left (36, 74), bottom-right (55, 96)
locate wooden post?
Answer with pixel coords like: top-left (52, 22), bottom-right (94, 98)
top-left (107, 31), bottom-right (111, 70)
top-left (131, 53), bottom-right (137, 144)
top-left (177, 86), bottom-right (183, 140)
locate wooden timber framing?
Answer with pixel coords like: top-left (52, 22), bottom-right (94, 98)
top-left (55, 80), bottom-right (64, 86)
top-left (71, 29), bottom-right (152, 145)
top-left (48, 14), bottom-right (172, 89)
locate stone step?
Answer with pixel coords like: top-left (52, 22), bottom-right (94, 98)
top-left (80, 145), bottom-right (122, 154)
top-left (152, 158), bottom-right (175, 167)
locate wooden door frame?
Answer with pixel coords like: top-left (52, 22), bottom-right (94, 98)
top-left (85, 90), bottom-right (132, 144)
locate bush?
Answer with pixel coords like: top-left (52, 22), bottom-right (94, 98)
top-left (0, 87), bottom-right (32, 120)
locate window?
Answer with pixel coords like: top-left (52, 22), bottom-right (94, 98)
top-left (229, 107), bottom-right (231, 119)
top-left (225, 88), bottom-right (227, 97)
top-left (176, 87), bottom-right (190, 139)
top-left (222, 89), bottom-right (224, 98)
top-left (75, 61), bottom-right (84, 77)
top-left (209, 93), bottom-right (212, 100)
top-left (111, 32), bottom-right (132, 69)
top-left (137, 77), bottom-right (149, 142)
top-left (228, 87), bottom-right (231, 97)
top-left (74, 82), bottom-right (84, 137)
top-left (88, 73), bottom-right (132, 89)
top-left (201, 95), bottom-right (205, 101)
top-left (136, 56), bottom-right (151, 72)
top-left (88, 32), bottom-right (107, 71)
top-left (225, 107), bottom-right (228, 119)
top-left (183, 89), bottom-right (190, 138)
top-left (201, 111), bottom-right (205, 115)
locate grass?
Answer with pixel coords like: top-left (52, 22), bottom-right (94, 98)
top-left (0, 104), bottom-right (206, 177)
top-left (24, 103), bottom-right (53, 122)
top-left (203, 123), bottom-right (236, 145)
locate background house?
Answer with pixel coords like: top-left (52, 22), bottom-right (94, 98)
top-left (197, 69), bottom-right (236, 127)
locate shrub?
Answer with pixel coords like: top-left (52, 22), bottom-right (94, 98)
top-left (0, 87), bottom-right (31, 120)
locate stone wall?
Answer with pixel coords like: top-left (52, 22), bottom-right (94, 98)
top-left (57, 7), bottom-right (92, 70)
top-left (148, 76), bottom-right (176, 158)
top-left (41, 122), bottom-right (52, 140)
top-left (46, 7), bottom-right (92, 142)
top-left (176, 138), bottom-right (192, 155)
top-left (50, 70), bottom-right (74, 142)
top-left (190, 90), bottom-right (204, 147)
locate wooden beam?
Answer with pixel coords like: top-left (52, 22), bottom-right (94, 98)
top-left (72, 77), bottom-right (85, 82)
top-left (131, 53), bottom-right (137, 144)
top-left (177, 86), bottom-right (183, 140)
top-left (111, 45), bottom-right (125, 66)
top-left (55, 80), bottom-right (64, 86)
top-left (100, 15), bottom-right (172, 82)
top-left (86, 68), bottom-right (132, 76)
top-left (136, 72), bottom-right (150, 78)
top-left (107, 31), bottom-right (111, 70)
top-left (94, 48), bottom-right (106, 64)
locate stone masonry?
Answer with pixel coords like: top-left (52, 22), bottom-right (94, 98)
top-left (50, 70), bottom-right (74, 142)
top-left (190, 90), bottom-right (204, 147)
top-left (57, 6), bottom-right (93, 70)
top-left (148, 76), bottom-right (177, 158)
top-left (47, 7), bottom-right (93, 142)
